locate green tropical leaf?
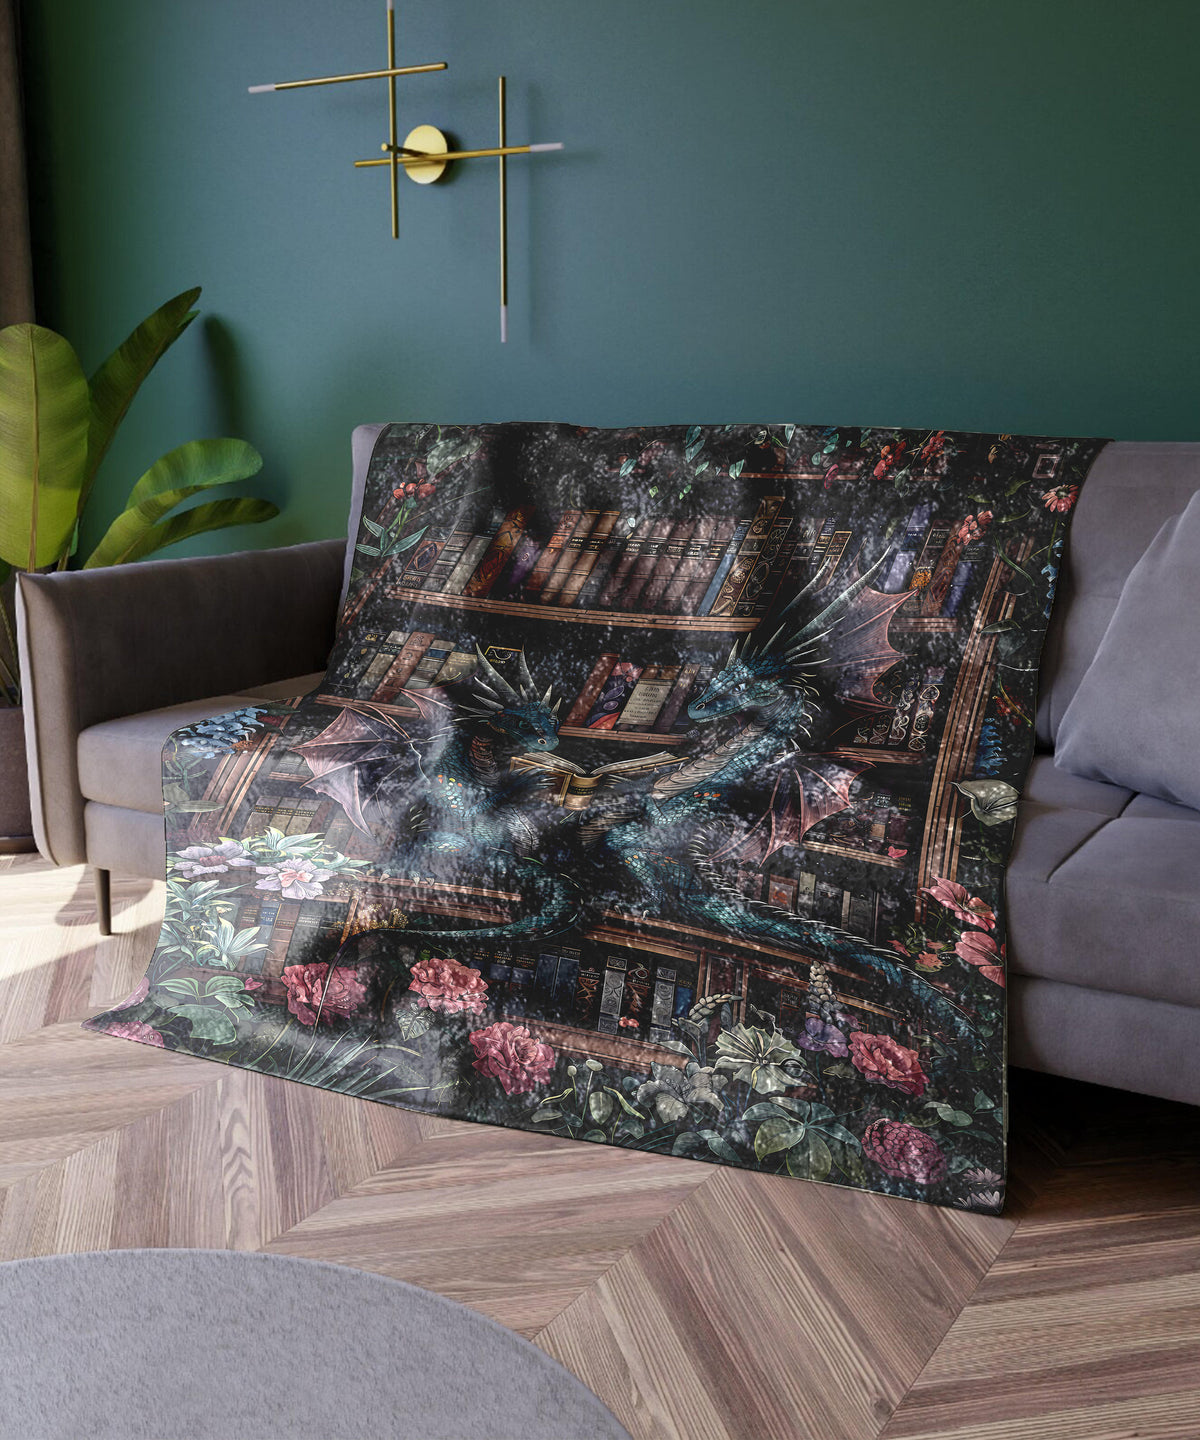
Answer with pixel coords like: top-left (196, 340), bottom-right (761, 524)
top-left (172, 1004), bottom-right (237, 1044)
top-left (699, 1129), bottom-right (742, 1164)
top-left (0, 324), bottom-right (90, 568)
top-left (603, 1086), bottom-right (645, 1118)
top-left (532, 1107), bottom-right (563, 1123)
top-left (587, 1091), bottom-right (615, 1124)
top-left (754, 1116), bottom-right (806, 1160)
top-left (82, 496), bottom-right (277, 567)
top-left (395, 1006), bottom-right (433, 1042)
top-left (85, 287), bottom-right (200, 503)
top-left (786, 1130), bottom-right (832, 1181)
top-left (82, 439), bottom-right (264, 567)
top-left (825, 1137), bottom-right (866, 1184)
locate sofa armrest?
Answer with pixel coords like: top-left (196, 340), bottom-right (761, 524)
top-left (16, 538), bottom-right (345, 865)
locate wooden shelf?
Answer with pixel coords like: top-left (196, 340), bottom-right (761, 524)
top-left (558, 726), bottom-right (686, 746)
top-left (385, 587), bottom-right (759, 632)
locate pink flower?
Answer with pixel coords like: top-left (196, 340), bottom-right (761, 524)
top-left (955, 930), bottom-right (1006, 987)
top-left (102, 1019), bottom-right (164, 1048)
top-left (468, 1021), bottom-right (556, 1096)
top-left (281, 964), bottom-right (367, 1026)
top-left (255, 861), bottom-right (334, 900)
top-left (922, 877), bottom-right (996, 931)
top-left (408, 957), bottom-right (488, 1016)
top-left (174, 842), bottom-right (255, 879)
top-left (848, 1032), bottom-right (929, 1097)
top-left (887, 846), bottom-right (907, 859)
top-left (417, 482), bottom-right (436, 499)
top-left (954, 510), bottom-right (993, 545)
top-left (1042, 484), bottom-right (1078, 513)
top-left (862, 1119), bottom-right (947, 1185)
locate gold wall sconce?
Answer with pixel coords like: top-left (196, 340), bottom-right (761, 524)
top-left (249, 0), bottom-right (563, 342)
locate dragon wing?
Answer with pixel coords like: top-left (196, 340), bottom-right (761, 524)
top-left (709, 754), bottom-right (869, 866)
top-left (290, 706), bottom-right (413, 836)
top-left (810, 567), bottom-right (915, 707)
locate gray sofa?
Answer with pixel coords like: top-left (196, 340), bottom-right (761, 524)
top-left (16, 429), bottom-right (1200, 1107)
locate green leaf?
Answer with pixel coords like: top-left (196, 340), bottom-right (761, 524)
top-left (361, 516), bottom-right (384, 537)
top-left (532, 1108), bottom-right (563, 1123)
top-left (0, 324), bottom-right (90, 568)
top-left (1005, 475), bottom-right (1028, 496)
top-left (996, 551), bottom-right (1037, 588)
top-left (819, 1121), bottom-right (862, 1150)
top-left (742, 1102), bottom-right (798, 1123)
top-left (603, 1086), bottom-right (645, 1118)
top-left (974, 1090), bottom-right (995, 1110)
top-left (588, 1090), bottom-right (615, 1124)
top-left (671, 1131), bottom-right (706, 1157)
top-left (728, 459), bottom-right (744, 479)
top-left (786, 1130), bottom-right (832, 1181)
top-left (85, 287), bottom-right (200, 501)
top-left (582, 1129), bottom-right (608, 1143)
top-left (203, 975), bottom-right (247, 994)
top-left (699, 1129), bottom-right (742, 1164)
top-left (754, 1116), bottom-right (807, 1160)
top-left (395, 1007), bottom-right (434, 1042)
top-left (825, 1136), bottom-right (866, 1184)
top-left (83, 439), bottom-right (264, 567)
top-left (159, 977), bottom-right (200, 997)
top-left (82, 496), bottom-right (277, 567)
top-left (173, 1004), bottom-right (237, 1044)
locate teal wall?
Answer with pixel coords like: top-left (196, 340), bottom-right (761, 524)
top-left (22, 0), bottom-right (1200, 557)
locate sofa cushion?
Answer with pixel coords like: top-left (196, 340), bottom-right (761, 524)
top-left (1008, 759), bottom-right (1200, 1009)
top-left (77, 674), bottom-right (326, 814)
top-left (1054, 491), bottom-right (1200, 811)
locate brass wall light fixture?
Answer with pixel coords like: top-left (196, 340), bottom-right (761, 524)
top-left (249, 0), bottom-right (563, 341)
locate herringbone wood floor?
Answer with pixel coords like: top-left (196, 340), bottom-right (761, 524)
top-left (2, 854), bottom-right (1198, 1440)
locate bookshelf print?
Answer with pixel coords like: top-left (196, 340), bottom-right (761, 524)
top-left (90, 421), bottom-right (1108, 1216)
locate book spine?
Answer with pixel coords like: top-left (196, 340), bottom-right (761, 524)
top-left (697, 521), bottom-right (752, 614)
top-left (733, 514), bottom-right (794, 617)
top-left (555, 510), bottom-right (621, 606)
top-left (574, 514), bottom-right (637, 608)
top-left (679, 517), bottom-right (737, 615)
top-left (661, 516), bottom-right (715, 613)
top-left (816, 529), bottom-right (853, 587)
top-left (708, 497), bottom-right (785, 616)
top-left (596, 517), bottom-right (654, 608)
top-left (461, 506), bottom-right (535, 598)
top-left (522, 510), bottom-right (582, 599)
top-left (652, 661), bottom-right (700, 732)
top-left (616, 517), bottom-right (674, 609)
top-left (585, 661), bottom-right (643, 730)
top-left (616, 664), bottom-right (678, 731)
top-left (430, 648), bottom-right (477, 687)
top-left (373, 631), bottom-right (434, 700)
top-left (423, 529), bottom-right (473, 592)
top-left (596, 954), bottom-right (627, 1034)
top-left (564, 652), bottom-right (619, 727)
top-left (641, 519), bottom-right (697, 611)
top-left (618, 958), bottom-right (653, 1036)
top-left (573, 956), bottom-right (604, 1028)
top-left (359, 630), bottom-right (410, 693)
top-left (539, 510), bottom-right (599, 603)
top-left (398, 535), bottom-right (443, 590)
top-left (442, 535), bottom-right (494, 595)
top-left (405, 636), bottom-right (454, 689)
top-left (552, 946), bottom-right (581, 1010)
top-left (494, 531), bottom-right (543, 598)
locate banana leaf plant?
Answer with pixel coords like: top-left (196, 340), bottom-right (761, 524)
top-left (0, 287), bottom-right (278, 703)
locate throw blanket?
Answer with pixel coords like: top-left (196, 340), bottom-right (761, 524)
top-left (88, 423), bottom-right (1105, 1213)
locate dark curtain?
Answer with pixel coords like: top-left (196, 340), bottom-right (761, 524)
top-left (0, 0), bottom-right (34, 326)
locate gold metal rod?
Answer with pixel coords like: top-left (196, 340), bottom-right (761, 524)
top-left (387, 0), bottom-right (399, 239)
top-left (355, 142), bottom-right (562, 167)
top-left (499, 76), bottom-right (508, 343)
top-left (248, 62), bottom-right (446, 93)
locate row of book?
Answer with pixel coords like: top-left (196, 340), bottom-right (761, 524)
top-left (383, 498), bottom-right (857, 618)
top-left (327, 631), bottom-right (522, 705)
top-left (563, 656), bottom-right (714, 733)
top-left (733, 865), bottom-right (886, 942)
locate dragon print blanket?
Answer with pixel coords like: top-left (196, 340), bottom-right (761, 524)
top-left (88, 422), bottom-right (1106, 1213)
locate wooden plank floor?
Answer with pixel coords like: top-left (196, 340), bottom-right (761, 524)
top-left (2, 852), bottom-right (1198, 1439)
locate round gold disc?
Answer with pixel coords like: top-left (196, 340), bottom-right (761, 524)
top-left (401, 125), bottom-right (449, 184)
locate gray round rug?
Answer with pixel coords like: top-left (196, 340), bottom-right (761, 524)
top-left (0, 1250), bottom-right (632, 1440)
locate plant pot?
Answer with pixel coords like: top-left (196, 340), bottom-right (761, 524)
top-left (0, 707), bottom-right (36, 853)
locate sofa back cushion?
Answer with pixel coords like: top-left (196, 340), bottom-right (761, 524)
top-left (1035, 441), bottom-right (1200, 748)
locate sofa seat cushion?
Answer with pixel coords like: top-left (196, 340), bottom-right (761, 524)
top-left (77, 674), bottom-right (326, 814)
top-left (1008, 757), bottom-right (1200, 1009)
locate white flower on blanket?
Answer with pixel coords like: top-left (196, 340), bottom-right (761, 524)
top-left (254, 861), bottom-right (334, 900)
top-left (174, 842), bottom-right (256, 879)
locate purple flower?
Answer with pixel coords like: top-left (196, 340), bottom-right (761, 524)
top-left (795, 1017), bottom-right (849, 1056)
top-left (174, 842), bottom-right (256, 879)
top-left (255, 861), bottom-right (334, 900)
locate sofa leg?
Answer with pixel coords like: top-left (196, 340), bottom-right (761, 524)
top-left (94, 867), bottom-right (112, 936)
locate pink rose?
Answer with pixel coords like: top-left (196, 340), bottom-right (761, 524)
top-left (102, 1019), bottom-right (164, 1048)
top-left (281, 963), bottom-right (367, 1026)
top-left (408, 958), bottom-right (488, 1016)
top-left (922, 876), bottom-right (996, 931)
top-left (862, 1119), bottom-right (947, 1185)
top-left (848, 1032), bottom-right (929, 1097)
top-left (955, 930), bottom-right (1006, 987)
top-left (468, 1021), bottom-right (555, 1096)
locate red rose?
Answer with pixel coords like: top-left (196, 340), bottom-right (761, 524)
top-left (409, 957), bottom-right (488, 1016)
top-left (862, 1119), bottom-right (947, 1185)
top-left (955, 930), bottom-right (1006, 987)
top-left (281, 963), bottom-right (367, 1027)
top-left (848, 1032), bottom-right (929, 1097)
top-left (468, 1021), bottom-right (555, 1096)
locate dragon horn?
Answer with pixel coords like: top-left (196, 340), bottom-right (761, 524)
top-left (726, 640), bottom-right (740, 667)
top-left (551, 698), bottom-right (562, 715)
top-left (517, 648), bottom-right (537, 699)
top-left (542, 684), bottom-right (553, 705)
top-left (473, 647), bottom-right (519, 704)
